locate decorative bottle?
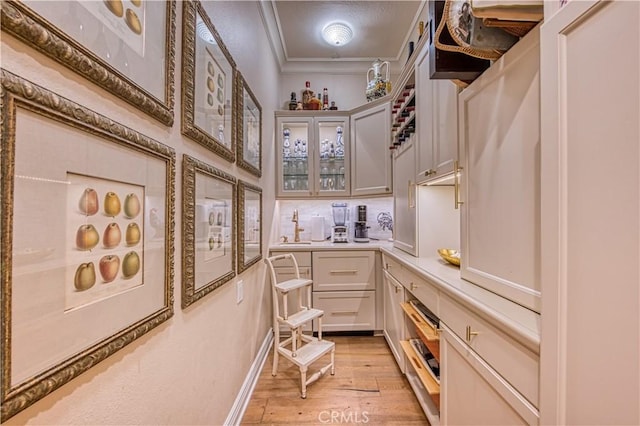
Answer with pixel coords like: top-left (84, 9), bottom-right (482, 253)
top-left (322, 88), bottom-right (329, 110)
top-left (302, 81), bottom-right (314, 110)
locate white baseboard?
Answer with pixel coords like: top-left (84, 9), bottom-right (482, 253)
top-left (224, 328), bottom-right (273, 426)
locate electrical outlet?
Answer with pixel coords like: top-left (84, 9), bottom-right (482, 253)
top-left (236, 280), bottom-right (244, 304)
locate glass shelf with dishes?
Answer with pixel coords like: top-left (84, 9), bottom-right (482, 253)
top-left (276, 114), bottom-right (350, 198)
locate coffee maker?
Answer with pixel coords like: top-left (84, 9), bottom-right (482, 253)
top-left (354, 205), bottom-right (370, 243)
top-left (331, 202), bottom-right (349, 243)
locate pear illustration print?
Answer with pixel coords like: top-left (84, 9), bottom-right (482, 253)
top-left (123, 193), bottom-right (141, 218)
top-left (122, 251), bottom-right (140, 278)
top-left (126, 223), bottom-right (141, 246)
top-left (74, 262), bottom-right (96, 291)
top-left (104, 192), bottom-right (121, 217)
top-left (103, 222), bottom-right (122, 248)
top-left (78, 188), bottom-right (99, 216)
top-left (76, 224), bottom-right (99, 251)
top-left (99, 255), bottom-right (120, 283)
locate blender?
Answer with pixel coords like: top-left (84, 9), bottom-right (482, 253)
top-left (331, 202), bottom-right (349, 243)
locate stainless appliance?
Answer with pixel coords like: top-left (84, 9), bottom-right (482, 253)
top-left (331, 202), bottom-right (349, 243)
top-left (354, 205), bottom-right (370, 243)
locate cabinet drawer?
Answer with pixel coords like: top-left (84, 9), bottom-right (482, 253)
top-left (382, 254), bottom-right (404, 282)
top-left (440, 294), bottom-right (539, 408)
top-left (269, 251), bottom-right (311, 268)
top-left (403, 269), bottom-right (439, 317)
top-left (312, 251), bottom-right (375, 291)
top-left (313, 290), bottom-right (375, 332)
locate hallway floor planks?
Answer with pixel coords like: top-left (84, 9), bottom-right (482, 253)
top-left (242, 336), bottom-right (429, 425)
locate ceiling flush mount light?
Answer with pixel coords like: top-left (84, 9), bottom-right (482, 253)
top-left (196, 20), bottom-right (215, 44)
top-left (322, 22), bottom-right (353, 46)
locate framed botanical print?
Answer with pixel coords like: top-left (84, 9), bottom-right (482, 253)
top-left (0, 1), bottom-right (176, 126)
top-left (237, 181), bottom-right (262, 273)
top-left (236, 72), bottom-right (262, 177)
top-left (182, 155), bottom-right (236, 308)
top-left (0, 69), bottom-right (175, 421)
top-left (181, 0), bottom-right (236, 163)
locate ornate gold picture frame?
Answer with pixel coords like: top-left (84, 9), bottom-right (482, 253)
top-left (0, 69), bottom-right (175, 421)
top-left (236, 72), bottom-right (262, 177)
top-left (0, 1), bottom-right (177, 126)
top-left (181, 0), bottom-right (237, 163)
top-left (237, 181), bottom-right (263, 273)
top-left (182, 155), bottom-right (236, 309)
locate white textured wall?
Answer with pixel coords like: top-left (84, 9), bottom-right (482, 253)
top-left (2, 1), bottom-right (278, 424)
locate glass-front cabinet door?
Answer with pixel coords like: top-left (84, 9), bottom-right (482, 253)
top-left (278, 116), bottom-right (312, 197)
top-left (276, 113), bottom-right (350, 198)
top-left (315, 119), bottom-right (349, 197)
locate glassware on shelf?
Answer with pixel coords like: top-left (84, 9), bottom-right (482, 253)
top-left (283, 128), bottom-right (291, 158)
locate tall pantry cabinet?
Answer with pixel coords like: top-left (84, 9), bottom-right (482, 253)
top-left (540, 1), bottom-right (640, 424)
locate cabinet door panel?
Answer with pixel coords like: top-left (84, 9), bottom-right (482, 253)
top-left (540, 2), bottom-right (640, 424)
top-left (393, 142), bottom-right (417, 255)
top-left (383, 270), bottom-right (405, 371)
top-left (351, 102), bottom-right (392, 196)
top-left (459, 28), bottom-right (541, 312)
top-left (433, 80), bottom-right (458, 176)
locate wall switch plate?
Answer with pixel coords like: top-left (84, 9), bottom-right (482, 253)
top-left (236, 280), bottom-right (244, 304)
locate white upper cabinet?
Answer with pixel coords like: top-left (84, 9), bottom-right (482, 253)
top-left (276, 113), bottom-right (350, 198)
top-left (350, 101), bottom-right (392, 197)
top-left (415, 46), bottom-right (459, 185)
top-left (458, 26), bottom-right (541, 313)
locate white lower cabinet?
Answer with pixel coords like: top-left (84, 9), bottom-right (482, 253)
top-left (309, 250), bottom-right (377, 332)
top-left (382, 268), bottom-right (405, 372)
top-left (312, 290), bottom-right (375, 332)
top-left (441, 324), bottom-right (538, 426)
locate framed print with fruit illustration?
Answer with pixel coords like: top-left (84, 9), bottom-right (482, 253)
top-left (0, 1), bottom-right (176, 126)
top-left (181, 0), bottom-right (237, 163)
top-left (237, 181), bottom-right (262, 274)
top-left (0, 70), bottom-right (175, 422)
top-left (182, 154), bottom-right (236, 309)
top-left (236, 72), bottom-right (262, 177)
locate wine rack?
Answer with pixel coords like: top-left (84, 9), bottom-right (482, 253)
top-left (390, 83), bottom-right (416, 148)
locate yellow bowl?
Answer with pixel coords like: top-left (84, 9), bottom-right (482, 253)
top-left (438, 248), bottom-right (460, 266)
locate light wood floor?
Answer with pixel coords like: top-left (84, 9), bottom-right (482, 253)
top-left (241, 336), bottom-right (429, 425)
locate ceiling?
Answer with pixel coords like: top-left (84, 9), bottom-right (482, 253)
top-left (260, 1), bottom-right (426, 74)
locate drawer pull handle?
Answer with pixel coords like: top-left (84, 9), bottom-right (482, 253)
top-left (410, 282), bottom-right (418, 291)
top-left (466, 325), bottom-right (479, 342)
top-left (394, 284), bottom-right (401, 294)
top-left (411, 357), bottom-right (423, 370)
top-left (330, 270), bottom-right (358, 275)
top-left (331, 311), bottom-right (358, 316)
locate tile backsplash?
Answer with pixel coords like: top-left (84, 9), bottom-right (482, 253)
top-left (277, 197), bottom-right (393, 242)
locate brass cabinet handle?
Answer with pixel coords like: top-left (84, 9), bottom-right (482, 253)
top-left (424, 169), bottom-right (435, 177)
top-left (466, 325), bottom-right (479, 342)
top-left (394, 284), bottom-right (401, 294)
top-left (410, 282), bottom-right (418, 291)
top-left (454, 160), bottom-right (463, 209)
top-left (331, 311), bottom-right (358, 316)
top-left (408, 180), bottom-right (415, 209)
top-left (329, 270), bottom-right (358, 275)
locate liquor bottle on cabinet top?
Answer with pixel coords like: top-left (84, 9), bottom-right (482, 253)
top-left (302, 81), bottom-right (314, 110)
top-left (323, 88), bottom-right (329, 110)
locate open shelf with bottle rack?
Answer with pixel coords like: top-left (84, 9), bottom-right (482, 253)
top-left (391, 84), bottom-right (416, 147)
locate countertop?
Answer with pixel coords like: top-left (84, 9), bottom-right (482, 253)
top-left (268, 241), bottom-right (540, 352)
